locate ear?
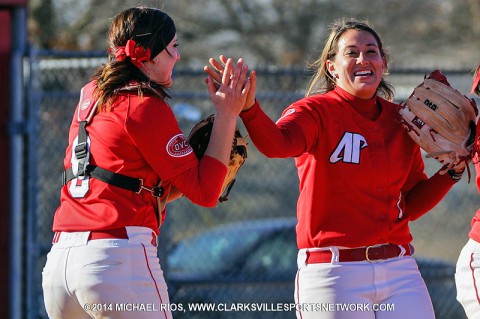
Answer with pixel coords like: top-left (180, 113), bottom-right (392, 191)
top-left (326, 60), bottom-right (336, 77)
top-left (381, 56), bottom-right (388, 74)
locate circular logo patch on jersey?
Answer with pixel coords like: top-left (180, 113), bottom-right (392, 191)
top-left (81, 99), bottom-right (91, 110)
top-left (166, 134), bottom-right (193, 157)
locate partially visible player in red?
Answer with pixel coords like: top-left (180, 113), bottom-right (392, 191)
top-left (206, 19), bottom-right (464, 319)
top-left (455, 66), bottom-right (480, 319)
top-left (41, 6), bottom-right (251, 319)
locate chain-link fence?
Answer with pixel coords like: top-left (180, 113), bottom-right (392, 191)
top-left (23, 50), bottom-right (479, 319)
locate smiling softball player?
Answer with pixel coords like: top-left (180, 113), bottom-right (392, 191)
top-left (205, 18), bottom-right (473, 319)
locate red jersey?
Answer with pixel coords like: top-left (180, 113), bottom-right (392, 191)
top-left (468, 72), bottom-right (480, 242)
top-left (53, 81), bottom-right (226, 234)
top-left (241, 87), bottom-right (455, 249)
top-left (468, 158), bottom-right (480, 241)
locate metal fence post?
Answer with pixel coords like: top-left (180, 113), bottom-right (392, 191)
top-left (8, 6), bottom-right (27, 319)
top-left (25, 46), bottom-right (42, 319)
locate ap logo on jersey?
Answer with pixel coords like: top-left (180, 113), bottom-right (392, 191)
top-left (330, 132), bottom-right (368, 164)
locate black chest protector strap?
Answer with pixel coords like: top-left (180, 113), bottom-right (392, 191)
top-left (63, 83), bottom-right (163, 198)
top-left (63, 165), bottom-right (163, 197)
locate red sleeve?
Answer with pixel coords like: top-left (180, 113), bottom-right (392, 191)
top-left (125, 95), bottom-right (227, 206)
top-left (404, 171), bottom-right (455, 221)
top-left (171, 155), bottom-right (227, 207)
top-left (239, 100), bottom-right (308, 158)
top-left (125, 95), bottom-right (198, 180)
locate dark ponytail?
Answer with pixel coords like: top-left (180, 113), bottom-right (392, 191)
top-left (91, 6), bottom-right (176, 111)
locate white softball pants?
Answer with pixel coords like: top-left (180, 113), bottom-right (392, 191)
top-left (295, 248), bottom-right (435, 319)
top-left (456, 238), bottom-right (480, 319)
top-left (42, 226), bottom-right (172, 319)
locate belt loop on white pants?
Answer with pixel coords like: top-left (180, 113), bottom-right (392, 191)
top-left (298, 246), bottom-right (340, 268)
top-left (329, 246), bottom-right (340, 263)
top-left (125, 226), bottom-right (158, 247)
top-left (398, 244), bottom-right (407, 257)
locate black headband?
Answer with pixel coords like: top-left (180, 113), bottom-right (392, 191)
top-left (151, 14), bottom-right (176, 57)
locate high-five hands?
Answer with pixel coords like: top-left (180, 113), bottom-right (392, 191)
top-left (205, 55), bottom-right (257, 112)
top-left (205, 57), bottom-right (251, 117)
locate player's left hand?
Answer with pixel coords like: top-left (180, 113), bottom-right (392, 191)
top-left (205, 57), bottom-right (251, 117)
top-left (205, 55), bottom-right (257, 112)
top-left (398, 69), bottom-right (478, 179)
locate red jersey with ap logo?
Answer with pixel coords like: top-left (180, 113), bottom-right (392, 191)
top-left (240, 86), bottom-right (443, 250)
top-left (167, 134), bottom-right (193, 157)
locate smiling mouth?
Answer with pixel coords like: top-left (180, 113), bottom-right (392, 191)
top-left (355, 70), bottom-right (373, 77)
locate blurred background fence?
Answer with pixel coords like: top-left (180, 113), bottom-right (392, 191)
top-left (23, 50), bottom-right (480, 318)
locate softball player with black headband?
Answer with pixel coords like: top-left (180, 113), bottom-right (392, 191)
top-left (42, 6), bottom-right (251, 319)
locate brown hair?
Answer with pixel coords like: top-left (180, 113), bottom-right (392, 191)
top-left (472, 64), bottom-right (480, 96)
top-left (305, 18), bottom-right (394, 101)
top-left (92, 6), bottom-right (176, 111)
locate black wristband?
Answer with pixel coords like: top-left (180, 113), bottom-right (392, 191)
top-left (447, 169), bottom-right (464, 182)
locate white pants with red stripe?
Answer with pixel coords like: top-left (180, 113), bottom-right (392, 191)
top-left (456, 238), bottom-right (480, 319)
top-left (295, 249), bottom-right (435, 319)
top-left (42, 226), bottom-right (172, 319)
